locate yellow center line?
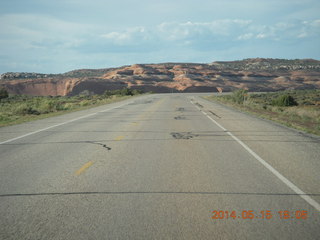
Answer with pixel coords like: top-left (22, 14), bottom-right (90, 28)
top-left (114, 135), bottom-right (125, 141)
top-left (75, 161), bottom-right (94, 176)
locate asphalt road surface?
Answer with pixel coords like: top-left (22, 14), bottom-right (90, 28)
top-left (0, 93), bottom-right (319, 239)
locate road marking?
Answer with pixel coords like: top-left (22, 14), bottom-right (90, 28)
top-left (0, 102), bottom-right (131, 145)
top-left (75, 161), bottom-right (94, 176)
top-left (191, 100), bottom-right (320, 212)
top-left (114, 136), bottom-right (125, 141)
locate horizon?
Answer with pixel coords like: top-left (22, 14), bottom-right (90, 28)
top-left (1, 0), bottom-right (320, 74)
top-left (1, 57), bottom-right (320, 75)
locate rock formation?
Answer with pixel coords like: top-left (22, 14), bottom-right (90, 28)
top-left (1, 58), bottom-right (319, 96)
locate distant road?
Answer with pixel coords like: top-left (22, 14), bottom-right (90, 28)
top-left (0, 93), bottom-right (319, 239)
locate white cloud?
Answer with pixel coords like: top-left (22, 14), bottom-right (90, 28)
top-left (102, 32), bottom-right (131, 42)
top-left (101, 27), bottom-right (150, 45)
top-left (237, 33), bottom-right (254, 40)
top-left (0, 14), bottom-right (94, 53)
top-left (256, 33), bottom-right (267, 39)
top-left (297, 32), bottom-right (308, 38)
top-left (3, 14), bottom-right (318, 53)
top-left (102, 18), bottom-right (320, 45)
top-left (157, 20), bottom-right (252, 41)
top-left (72, 19), bottom-right (320, 54)
top-left (310, 19), bottom-right (320, 27)
top-left (1, 13), bottom-right (319, 73)
top-left (0, 14), bottom-right (90, 36)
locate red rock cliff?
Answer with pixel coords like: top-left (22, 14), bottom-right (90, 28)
top-left (1, 59), bottom-right (319, 95)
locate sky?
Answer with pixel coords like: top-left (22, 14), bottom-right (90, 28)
top-left (0, 0), bottom-right (319, 74)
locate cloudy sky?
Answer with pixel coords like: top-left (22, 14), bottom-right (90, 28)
top-left (0, 0), bottom-right (319, 73)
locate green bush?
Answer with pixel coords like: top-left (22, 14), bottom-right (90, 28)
top-left (232, 89), bottom-right (248, 104)
top-left (132, 89), bottom-right (143, 95)
top-left (14, 105), bottom-right (40, 115)
top-left (104, 88), bottom-right (142, 97)
top-left (272, 94), bottom-right (298, 107)
top-left (0, 89), bottom-right (143, 126)
top-left (117, 88), bottom-right (133, 96)
top-left (37, 99), bottom-right (56, 113)
top-left (0, 88), bottom-right (9, 99)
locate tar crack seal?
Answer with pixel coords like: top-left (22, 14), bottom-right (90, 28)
top-left (176, 107), bottom-right (185, 112)
top-left (90, 141), bottom-right (111, 150)
top-left (171, 132), bottom-right (198, 139)
top-left (209, 110), bottom-right (221, 118)
top-left (195, 103), bottom-right (203, 108)
top-left (174, 115), bottom-right (187, 120)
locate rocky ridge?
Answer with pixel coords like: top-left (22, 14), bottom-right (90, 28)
top-left (1, 58), bottom-right (319, 96)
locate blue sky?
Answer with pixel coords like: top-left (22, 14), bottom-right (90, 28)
top-left (0, 0), bottom-right (319, 73)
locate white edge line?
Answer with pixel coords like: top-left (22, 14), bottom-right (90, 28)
top-left (0, 102), bottom-right (131, 145)
top-left (191, 100), bottom-right (320, 212)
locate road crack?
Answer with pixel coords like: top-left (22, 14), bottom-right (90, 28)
top-left (171, 132), bottom-right (198, 139)
top-left (89, 141), bottom-right (111, 150)
top-left (174, 115), bottom-right (187, 120)
top-left (208, 110), bottom-right (221, 118)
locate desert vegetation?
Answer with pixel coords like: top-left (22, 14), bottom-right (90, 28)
top-left (0, 88), bottom-right (143, 127)
top-left (206, 89), bottom-right (320, 135)
top-left (0, 87), bottom-right (9, 99)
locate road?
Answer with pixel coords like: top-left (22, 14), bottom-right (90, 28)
top-left (0, 93), bottom-right (319, 239)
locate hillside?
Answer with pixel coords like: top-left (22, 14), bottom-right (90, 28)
top-left (1, 58), bottom-right (319, 96)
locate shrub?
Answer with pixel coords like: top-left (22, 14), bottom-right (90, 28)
top-left (0, 113), bottom-right (11, 122)
top-left (104, 90), bottom-right (113, 97)
top-left (55, 103), bottom-right (67, 111)
top-left (272, 94), bottom-right (298, 107)
top-left (0, 88), bottom-right (9, 99)
top-left (79, 100), bottom-right (91, 106)
top-left (37, 99), bottom-right (56, 113)
top-left (232, 89), bottom-right (248, 104)
top-left (14, 105), bottom-right (40, 115)
top-left (79, 90), bottom-right (93, 96)
top-left (116, 88), bottom-right (133, 96)
top-left (104, 88), bottom-right (140, 97)
top-left (132, 89), bottom-right (143, 95)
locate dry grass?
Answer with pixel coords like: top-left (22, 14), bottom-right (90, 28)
top-left (205, 89), bottom-right (320, 136)
top-left (0, 89), bottom-right (144, 127)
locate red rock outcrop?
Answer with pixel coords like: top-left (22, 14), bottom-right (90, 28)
top-left (2, 78), bottom-right (81, 96)
top-left (1, 59), bottom-right (319, 96)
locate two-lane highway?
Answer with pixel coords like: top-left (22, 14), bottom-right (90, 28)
top-left (0, 93), bottom-right (319, 239)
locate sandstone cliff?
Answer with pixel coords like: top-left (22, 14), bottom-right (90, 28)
top-left (1, 58), bottom-right (319, 96)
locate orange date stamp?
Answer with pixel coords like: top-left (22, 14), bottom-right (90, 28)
top-left (211, 210), bottom-right (308, 220)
